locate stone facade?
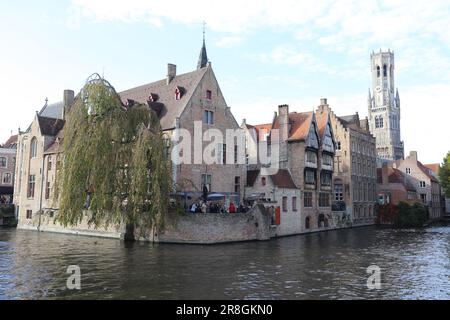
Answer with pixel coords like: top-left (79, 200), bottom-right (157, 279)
top-left (14, 42), bottom-right (247, 237)
top-left (14, 92), bottom-right (72, 228)
top-left (245, 168), bottom-right (302, 236)
top-left (368, 50), bottom-right (404, 164)
top-left (324, 103), bottom-right (378, 226)
top-left (154, 204), bottom-right (271, 244)
top-left (377, 163), bottom-right (418, 205)
top-left (244, 102), bottom-right (342, 237)
top-left (166, 64), bottom-right (246, 199)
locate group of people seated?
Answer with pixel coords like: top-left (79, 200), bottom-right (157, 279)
top-left (189, 200), bottom-right (251, 214)
top-left (0, 195), bottom-right (12, 204)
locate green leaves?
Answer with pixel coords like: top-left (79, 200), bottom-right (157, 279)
top-left (439, 151), bottom-right (450, 197)
top-left (56, 76), bottom-right (170, 234)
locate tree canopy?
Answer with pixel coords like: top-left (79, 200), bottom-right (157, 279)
top-left (439, 151), bottom-right (450, 197)
top-left (55, 74), bottom-right (170, 236)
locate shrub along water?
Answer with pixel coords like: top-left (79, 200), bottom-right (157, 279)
top-left (55, 74), bottom-right (170, 240)
top-left (394, 202), bottom-right (428, 228)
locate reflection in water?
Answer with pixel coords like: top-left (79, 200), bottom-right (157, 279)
top-left (0, 225), bottom-right (449, 300)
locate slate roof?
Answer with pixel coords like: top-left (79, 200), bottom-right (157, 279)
top-left (39, 102), bottom-right (64, 119)
top-left (119, 67), bottom-right (208, 130)
top-left (247, 170), bottom-right (260, 187)
top-left (44, 129), bottom-right (64, 154)
top-left (37, 116), bottom-right (65, 136)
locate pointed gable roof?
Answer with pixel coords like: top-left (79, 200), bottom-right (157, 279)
top-left (37, 116), bottom-right (65, 136)
top-left (417, 161), bottom-right (439, 183)
top-left (119, 67), bottom-right (208, 130)
top-left (197, 39), bottom-right (208, 70)
top-left (246, 169), bottom-right (297, 189)
top-left (315, 109), bottom-right (330, 139)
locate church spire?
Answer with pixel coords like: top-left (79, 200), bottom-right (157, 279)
top-left (197, 22), bottom-right (208, 69)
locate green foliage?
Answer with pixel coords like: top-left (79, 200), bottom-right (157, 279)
top-left (394, 201), bottom-right (427, 228)
top-left (439, 151), bottom-right (450, 197)
top-left (55, 75), bottom-right (170, 234)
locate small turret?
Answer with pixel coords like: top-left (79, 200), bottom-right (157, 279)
top-left (197, 23), bottom-right (208, 69)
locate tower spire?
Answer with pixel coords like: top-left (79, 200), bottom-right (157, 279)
top-left (197, 21), bottom-right (208, 69)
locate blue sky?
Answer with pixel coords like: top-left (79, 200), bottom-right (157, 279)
top-left (1, 0), bottom-right (449, 163)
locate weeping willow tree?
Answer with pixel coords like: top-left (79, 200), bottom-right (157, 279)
top-left (55, 74), bottom-right (170, 239)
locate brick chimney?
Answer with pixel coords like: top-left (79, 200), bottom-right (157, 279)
top-left (63, 89), bottom-right (75, 119)
top-left (409, 151), bottom-right (418, 162)
top-left (278, 104), bottom-right (290, 141)
top-left (382, 162), bottom-right (389, 185)
top-left (167, 63), bottom-right (177, 85)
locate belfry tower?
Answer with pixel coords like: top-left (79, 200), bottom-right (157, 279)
top-left (368, 50), bottom-right (404, 165)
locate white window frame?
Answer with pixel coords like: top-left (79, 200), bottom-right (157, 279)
top-left (0, 157), bottom-right (7, 168)
top-left (2, 172), bottom-right (12, 184)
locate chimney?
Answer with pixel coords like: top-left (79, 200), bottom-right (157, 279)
top-left (382, 162), bottom-right (389, 185)
top-left (167, 63), bottom-right (177, 85)
top-left (278, 104), bottom-right (289, 141)
top-left (62, 90), bottom-right (74, 119)
top-left (409, 151), bottom-right (418, 162)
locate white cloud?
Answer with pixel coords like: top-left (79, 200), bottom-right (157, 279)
top-left (215, 36), bottom-right (244, 48)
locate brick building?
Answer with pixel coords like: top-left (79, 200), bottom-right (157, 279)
top-left (393, 151), bottom-right (443, 220)
top-left (245, 101), bottom-right (339, 236)
top-left (0, 135), bottom-right (18, 203)
top-left (14, 39), bottom-right (246, 234)
top-left (322, 101), bottom-right (378, 226)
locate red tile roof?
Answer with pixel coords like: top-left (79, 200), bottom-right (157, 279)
top-left (424, 163), bottom-right (440, 176)
top-left (272, 112), bottom-right (313, 141)
top-left (253, 123), bottom-right (273, 141)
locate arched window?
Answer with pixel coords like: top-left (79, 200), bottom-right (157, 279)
top-left (305, 216), bottom-right (310, 229)
top-left (30, 137), bottom-right (37, 158)
top-left (376, 66), bottom-right (381, 78)
top-left (383, 64), bottom-right (387, 77)
top-left (379, 116), bottom-right (384, 128)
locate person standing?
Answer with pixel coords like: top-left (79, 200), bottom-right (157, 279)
top-left (229, 202), bottom-right (236, 214)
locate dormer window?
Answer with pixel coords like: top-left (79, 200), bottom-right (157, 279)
top-left (206, 90), bottom-right (212, 100)
top-left (175, 88), bottom-right (181, 100)
top-left (148, 93), bottom-right (158, 103)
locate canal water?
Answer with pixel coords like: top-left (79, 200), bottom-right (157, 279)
top-left (1, 225), bottom-right (449, 300)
